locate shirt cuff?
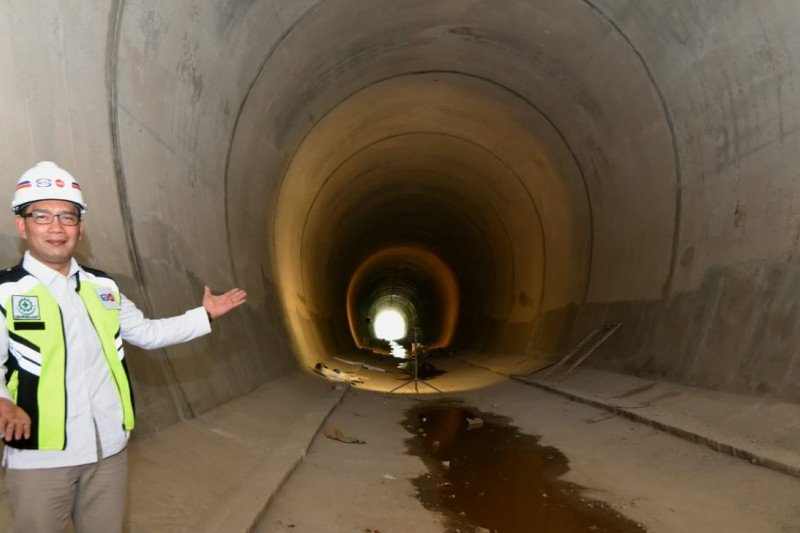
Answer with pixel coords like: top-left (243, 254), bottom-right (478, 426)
top-left (188, 306), bottom-right (213, 335)
top-left (0, 385), bottom-right (13, 402)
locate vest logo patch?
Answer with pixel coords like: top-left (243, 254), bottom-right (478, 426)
top-left (12, 295), bottom-right (40, 320)
top-left (95, 287), bottom-right (121, 310)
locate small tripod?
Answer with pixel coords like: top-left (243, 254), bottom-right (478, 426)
top-left (390, 328), bottom-right (443, 394)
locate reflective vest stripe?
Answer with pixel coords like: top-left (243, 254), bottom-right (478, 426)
top-left (8, 332), bottom-right (42, 369)
top-left (76, 279), bottom-right (135, 432)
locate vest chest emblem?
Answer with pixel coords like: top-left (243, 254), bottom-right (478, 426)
top-left (12, 295), bottom-right (40, 320)
top-left (94, 286), bottom-right (121, 310)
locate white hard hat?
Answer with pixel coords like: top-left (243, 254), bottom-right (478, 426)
top-left (11, 161), bottom-right (86, 214)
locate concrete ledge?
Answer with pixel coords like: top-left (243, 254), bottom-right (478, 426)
top-left (512, 367), bottom-right (800, 480)
top-left (127, 372), bottom-right (346, 532)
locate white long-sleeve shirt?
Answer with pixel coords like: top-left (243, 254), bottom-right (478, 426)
top-left (0, 252), bottom-right (211, 469)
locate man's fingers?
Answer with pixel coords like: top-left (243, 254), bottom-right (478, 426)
top-left (226, 288), bottom-right (246, 297)
top-left (0, 408), bottom-right (32, 441)
top-left (221, 289), bottom-right (247, 308)
top-left (14, 416), bottom-right (28, 440)
top-left (208, 287), bottom-right (246, 300)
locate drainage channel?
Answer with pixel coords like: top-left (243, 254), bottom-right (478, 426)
top-left (404, 402), bottom-right (646, 532)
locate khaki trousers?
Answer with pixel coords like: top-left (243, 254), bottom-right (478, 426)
top-left (5, 449), bottom-right (128, 533)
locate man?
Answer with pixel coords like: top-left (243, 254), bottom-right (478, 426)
top-left (0, 161), bottom-right (247, 532)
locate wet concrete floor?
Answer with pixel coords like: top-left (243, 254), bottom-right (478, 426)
top-left (404, 402), bottom-right (646, 532)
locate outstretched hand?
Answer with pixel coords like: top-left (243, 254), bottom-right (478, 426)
top-left (0, 398), bottom-right (30, 442)
top-left (203, 286), bottom-right (247, 319)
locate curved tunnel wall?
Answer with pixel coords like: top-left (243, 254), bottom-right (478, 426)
top-left (0, 0), bottom-right (797, 439)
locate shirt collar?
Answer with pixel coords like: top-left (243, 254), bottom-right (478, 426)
top-left (22, 251), bottom-right (81, 286)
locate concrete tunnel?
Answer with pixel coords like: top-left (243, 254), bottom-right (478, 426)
top-left (0, 0), bottom-right (799, 484)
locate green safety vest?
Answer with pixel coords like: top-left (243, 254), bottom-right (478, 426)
top-left (0, 264), bottom-right (135, 450)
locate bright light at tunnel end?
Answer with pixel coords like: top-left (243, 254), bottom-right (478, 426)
top-left (373, 309), bottom-right (407, 341)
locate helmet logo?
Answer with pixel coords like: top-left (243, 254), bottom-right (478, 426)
top-left (35, 178), bottom-right (52, 187)
top-left (15, 181), bottom-right (31, 190)
top-left (55, 179), bottom-right (65, 188)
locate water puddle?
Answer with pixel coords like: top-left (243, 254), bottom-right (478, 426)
top-left (396, 358), bottom-right (446, 380)
top-left (404, 403), bottom-right (646, 532)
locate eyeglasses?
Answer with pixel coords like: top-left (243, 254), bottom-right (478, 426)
top-left (20, 210), bottom-right (81, 226)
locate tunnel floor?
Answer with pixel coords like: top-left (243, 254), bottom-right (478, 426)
top-left (256, 370), bottom-right (800, 532)
top-left (19, 361), bottom-right (795, 532)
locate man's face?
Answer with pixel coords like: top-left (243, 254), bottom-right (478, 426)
top-left (15, 199), bottom-right (83, 275)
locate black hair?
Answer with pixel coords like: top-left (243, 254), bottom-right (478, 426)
top-left (15, 201), bottom-right (82, 217)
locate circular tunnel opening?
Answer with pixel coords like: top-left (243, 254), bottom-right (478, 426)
top-left (347, 246), bottom-right (459, 356)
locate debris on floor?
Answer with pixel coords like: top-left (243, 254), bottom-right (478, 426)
top-left (324, 426), bottom-right (366, 444)
top-left (466, 416), bottom-right (484, 430)
top-left (333, 356), bottom-right (386, 372)
top-left (396, 359), bottom-right (446, 379)
top-left (313, 362), bottom-right (365, 384)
